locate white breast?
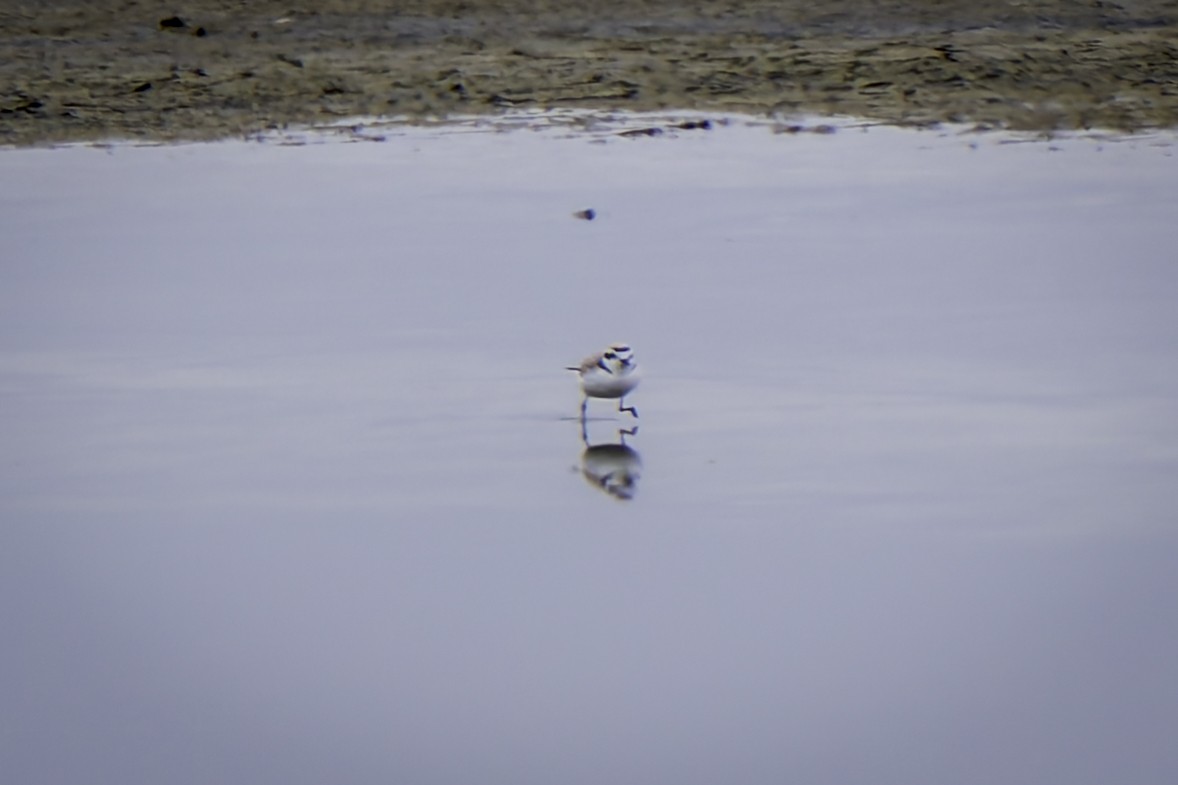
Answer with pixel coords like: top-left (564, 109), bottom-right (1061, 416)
top-left (581, 366), bottom-right (640, 399)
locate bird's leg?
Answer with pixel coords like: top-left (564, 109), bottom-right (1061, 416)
top-left (618, 397), bottom-right (638, 418)
top-left (580, 396), bottom-right (588, 420)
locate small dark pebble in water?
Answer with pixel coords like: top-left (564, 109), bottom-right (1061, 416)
top-left (574, 209), bottom-right (596, 221)
top-left (619, 127), bottom-right (663, 137)
top-left (132, 82), bottom-right (153, 93)
top-left (775, 123), bottom-right (838, 135)
top-left (159, 16), bottom-right (187, 30)
top-left (194, 26), bottom-right (208, 37)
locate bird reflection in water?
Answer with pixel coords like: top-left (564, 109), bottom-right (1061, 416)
top-left (578, 421), bottom-right (642, 501)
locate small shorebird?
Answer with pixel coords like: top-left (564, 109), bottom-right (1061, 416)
top-left (567, 342), bottom-right (640, 419)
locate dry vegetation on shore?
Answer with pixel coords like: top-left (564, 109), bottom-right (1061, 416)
top-left (2, 0), bottom-right (1176, 145)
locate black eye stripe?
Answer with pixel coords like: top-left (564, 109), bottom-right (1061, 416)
top-left (604, 352), bottom-right (616, 359)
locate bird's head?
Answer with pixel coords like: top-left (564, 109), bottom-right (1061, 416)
top-left (603, 343), bottom-right (636, 372)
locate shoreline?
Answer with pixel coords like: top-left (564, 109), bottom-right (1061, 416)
top-left (3, 1), bottom-right (1177, 147)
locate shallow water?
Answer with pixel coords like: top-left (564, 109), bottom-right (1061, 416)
top-left (3, 116), bottom-right (1177, 784)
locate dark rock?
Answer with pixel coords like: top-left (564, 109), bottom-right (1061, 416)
top-left (619, 127), bottom-right (663, 137)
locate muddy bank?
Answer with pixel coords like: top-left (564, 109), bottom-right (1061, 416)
top-left (2, 0), bottom-right (1177, 146)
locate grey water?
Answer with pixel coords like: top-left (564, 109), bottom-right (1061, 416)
top-left (3, 118), bottom-right (1177, 784)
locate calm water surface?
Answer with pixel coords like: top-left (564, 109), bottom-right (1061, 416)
top-left (2, 116), bottom-right (1177, 784)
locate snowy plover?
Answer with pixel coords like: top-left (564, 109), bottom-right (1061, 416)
top-left (567, 343), bottom-right (640, 419)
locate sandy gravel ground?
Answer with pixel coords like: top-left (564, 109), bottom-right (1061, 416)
top-left (2, 0), bottom-right (1177, 145)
